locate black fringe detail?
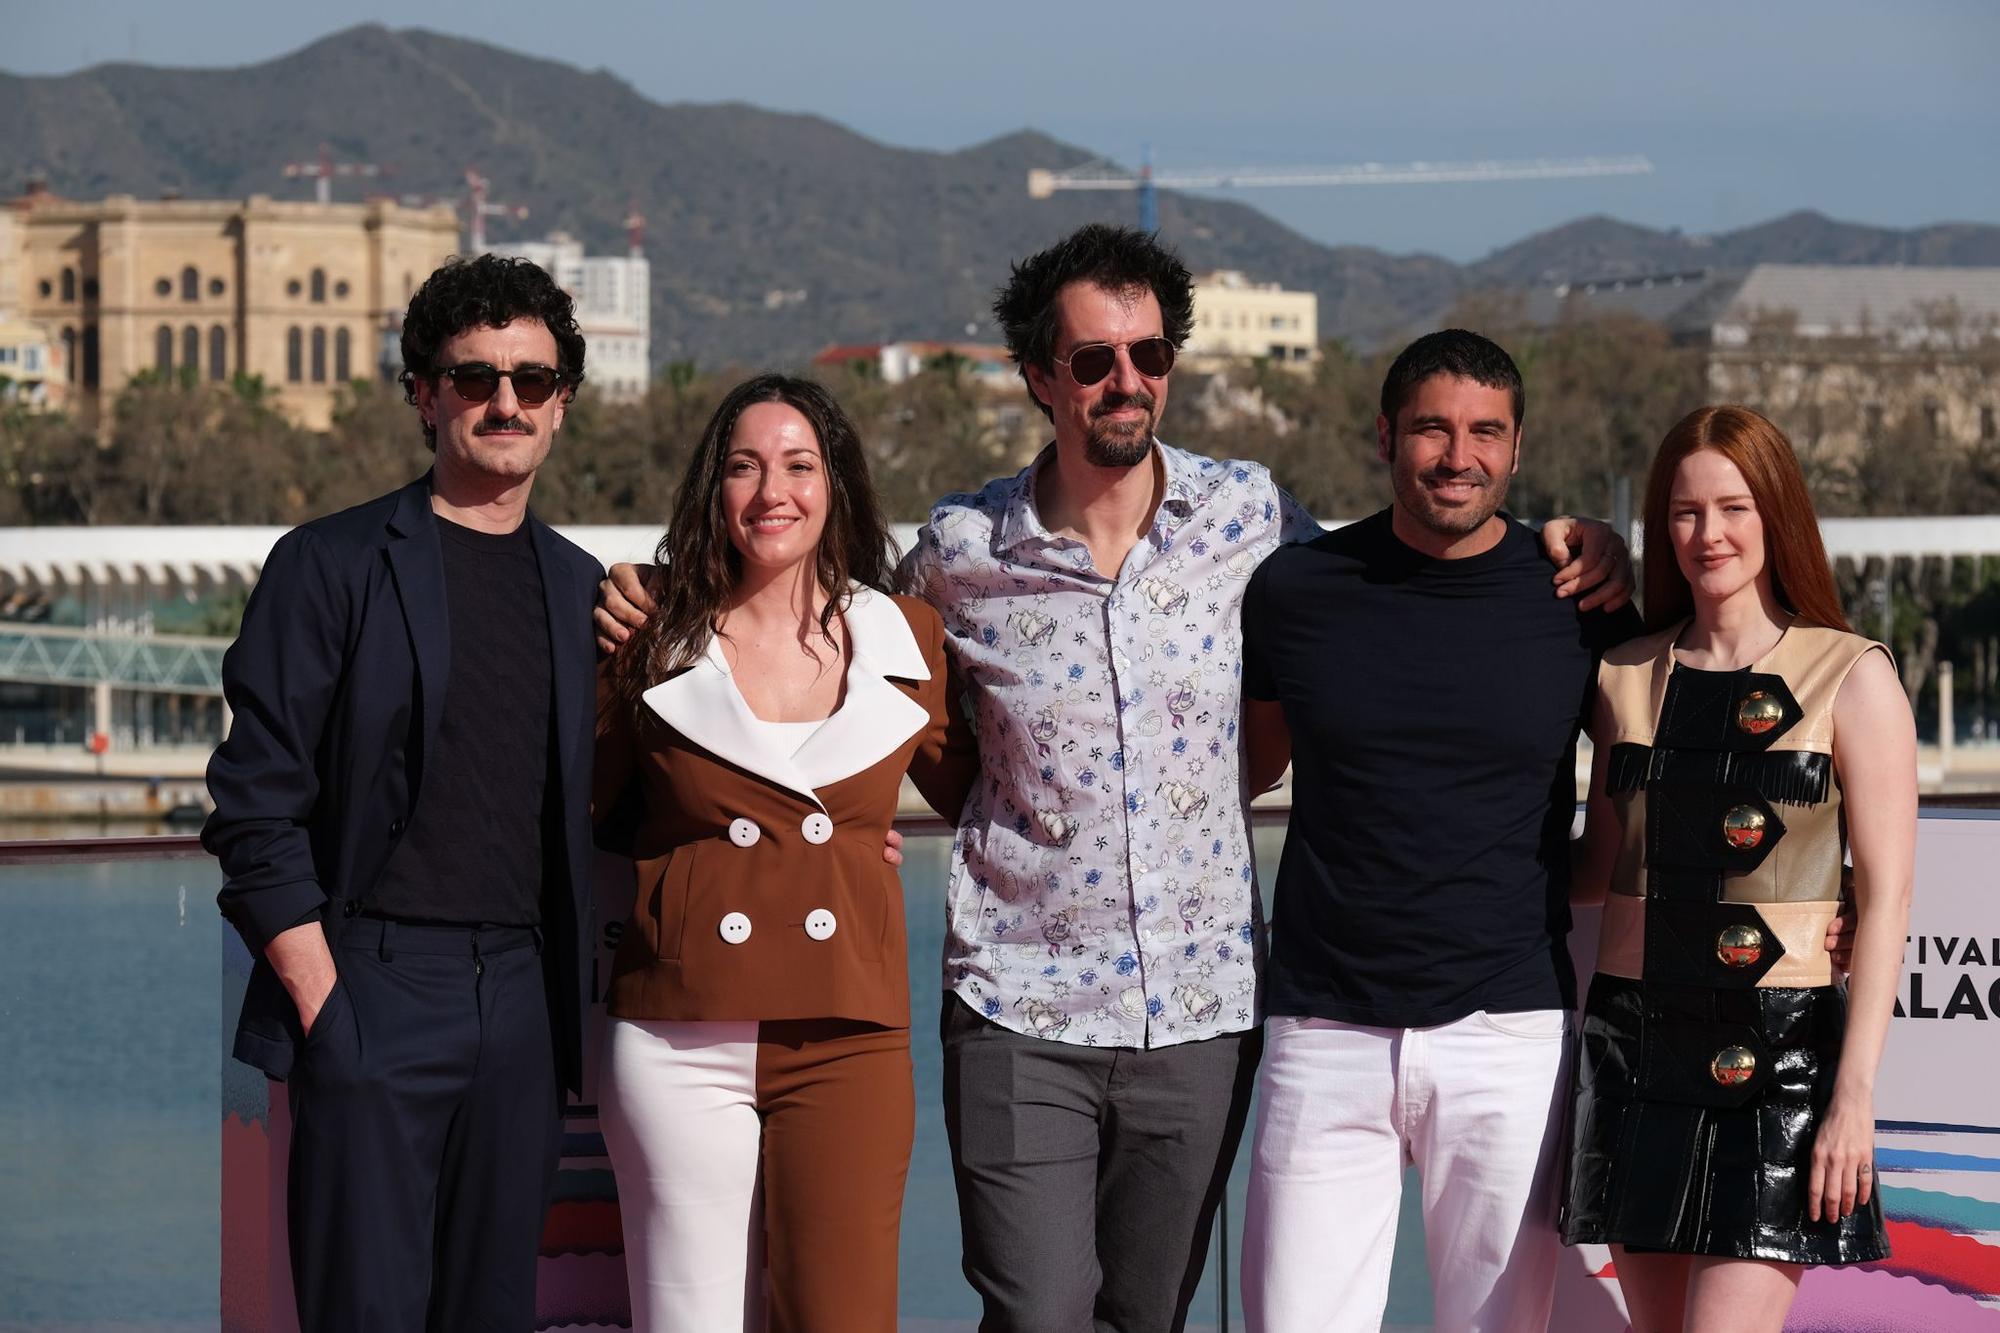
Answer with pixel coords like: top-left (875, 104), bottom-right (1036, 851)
top-left (1722, 749), bottom-right (1832, 807)
top-left (1606, 743), bottom-right (1654, 797)
top-left (1609, 742), bottom-right (1832, 807)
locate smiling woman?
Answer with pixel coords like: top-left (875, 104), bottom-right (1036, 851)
top-left (1564, 405), bottom-right (1917, 1333)
top-left (591, 372), bottom-right (975, 1332)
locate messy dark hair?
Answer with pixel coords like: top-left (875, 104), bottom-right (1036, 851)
top-left (1379, 328), bottom-right (1525, 433)
top-left (603, 373), bottom-right (897, 720)
top-left (399, 254), bottom-right (586, 449)
top-left (993, 223), bottom-right (1195, 419)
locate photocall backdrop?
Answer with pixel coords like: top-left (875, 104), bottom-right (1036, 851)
top-left (219, 814), bottom-right (2000, 1331)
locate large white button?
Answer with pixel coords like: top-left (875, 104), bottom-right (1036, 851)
top-left (727, 818), bottom-right (761, 848)
top-left (800, 812), bottom-right (834, 845)
top-left (804, 909), bottom-right (837, 941)
top-left (718, 912), bottom-right (752, 945)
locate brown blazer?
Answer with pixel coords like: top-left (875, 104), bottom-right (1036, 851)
top-left (594, 586), bottom-right (974, 1028)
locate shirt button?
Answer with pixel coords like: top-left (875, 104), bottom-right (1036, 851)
top-left (718, 912), bottom-right (753, 945)
top-left (389, 818), bottom-right (406, 836)
top-left (804, 909), bottom-right (837, 941)
top-left (727, 817), bottom-right (761, 848)
top-left (800, 812), bottom-right (834, 845)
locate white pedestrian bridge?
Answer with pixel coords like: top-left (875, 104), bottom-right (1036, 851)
top-left (0, 514), bottom-right (1996, 700)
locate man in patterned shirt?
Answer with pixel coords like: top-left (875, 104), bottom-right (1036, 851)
top-left (595, 225), bottom-right (1623, 1331)
top-left (896, 227), bottom-right (1623, 1332)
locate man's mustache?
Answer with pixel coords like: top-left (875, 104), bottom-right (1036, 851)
top-left (1092, 391), bottom-right (1156, 419)
top-left (474, 417), bottom-right (535, 436)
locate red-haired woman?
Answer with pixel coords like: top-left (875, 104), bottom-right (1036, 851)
top-left (1562, 405), bottom-right (1915, 1331)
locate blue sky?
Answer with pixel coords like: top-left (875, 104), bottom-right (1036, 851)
top-left (9, 1), bottom-right (1996, 262)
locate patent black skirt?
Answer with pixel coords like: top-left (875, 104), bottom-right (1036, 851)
top-left (1561, 973), bottom-right (1889, 1265)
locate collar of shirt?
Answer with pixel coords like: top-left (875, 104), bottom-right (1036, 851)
top-left (993, 441), bottom-right (1212, 574)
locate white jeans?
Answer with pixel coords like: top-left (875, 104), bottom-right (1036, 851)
top-left (1241, 1009), bottom-right (1571, 1333)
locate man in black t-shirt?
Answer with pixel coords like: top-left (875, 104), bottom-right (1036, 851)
top-left (205, 256), bottom-right (603, 1332)
top-left (1238, 330), bottom-right (1642, 1333)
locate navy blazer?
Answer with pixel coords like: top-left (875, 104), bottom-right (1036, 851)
top-left (204, 475), bottom-right (601, 1094)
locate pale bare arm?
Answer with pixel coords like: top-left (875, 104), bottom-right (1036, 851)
top-left (1808, 647), bottom-right (1917, 1223)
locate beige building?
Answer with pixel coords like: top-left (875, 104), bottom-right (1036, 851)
top-left (8, 184), bottom-right (459, 428)
top-left (1703, 265), bottom-right (2000, 472)
top-left (1185, 270), bottom-right (1318, 372)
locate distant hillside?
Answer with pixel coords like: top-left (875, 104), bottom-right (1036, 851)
top-left (5, 25), bottom-right (1997, 366)
top-left (1469, 211), bottom-right (2000, 288)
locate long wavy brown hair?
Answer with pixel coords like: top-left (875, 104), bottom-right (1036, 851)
top-left (604, 373), bottom-right (896, 718)
top-left (1641, 405), bottom-right (1851, 634)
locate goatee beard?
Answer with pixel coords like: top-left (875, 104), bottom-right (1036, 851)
top-left (1083, 392), bottom-right (1155, 468)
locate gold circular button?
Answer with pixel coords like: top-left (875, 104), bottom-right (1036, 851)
top-left (1710, 1045), bottom-right (1757, 1086)
top-left (1736, 690), bottom-right (1785, 735)
top-left (1722, 804), bottom-right (1767, 850)
top-left (1716, 923), bottom-right (1765, 967)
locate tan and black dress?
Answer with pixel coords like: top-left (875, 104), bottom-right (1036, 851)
top-left (1561, 622), bottom-right (1891, 1264)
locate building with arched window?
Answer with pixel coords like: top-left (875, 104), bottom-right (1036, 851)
top-left (8, 186), bottom-right (457, 425)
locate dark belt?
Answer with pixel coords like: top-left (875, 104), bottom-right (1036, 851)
top-left (340, 914), bottom-right (542, 960)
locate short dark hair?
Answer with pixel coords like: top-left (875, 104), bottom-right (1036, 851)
top-left (399, 254), bottom-right (587, 449)
top-left (1379, 329), bottom-right (1524, 431)
top-left (993, 223), bottom-right (1195, 419)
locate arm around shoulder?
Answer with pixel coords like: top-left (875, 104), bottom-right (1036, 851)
top-left (906, 602), bottom-right (979, 823)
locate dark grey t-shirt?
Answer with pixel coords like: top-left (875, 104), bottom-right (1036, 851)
top-left (1243, 507), bottom-right (1640, 1027)
top-left (369, 516), bottom-right (552, 926)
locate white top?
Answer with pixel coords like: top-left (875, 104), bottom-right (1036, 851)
top-left (740, 713), bottom-right (826, 757)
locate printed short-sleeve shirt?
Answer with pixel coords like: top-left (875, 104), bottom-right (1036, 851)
top-left (900, 441), bottom-right (1320, 1049)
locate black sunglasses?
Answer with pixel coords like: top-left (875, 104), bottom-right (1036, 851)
top-left (430, 362), bottom-right (572, 406)
top-left (1052, 336), bottom-right (1176, 387)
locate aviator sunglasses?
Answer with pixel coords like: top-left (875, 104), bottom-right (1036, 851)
top-left (426, 362), bottom-right (573, 406)
top-left (1053, 336), bottom-right (1176, 387)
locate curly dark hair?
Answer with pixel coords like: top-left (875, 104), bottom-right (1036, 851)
top-left (399, 254), bottom-right (587, 450)
top-left (1379, 328), bottom-right (1525, 433)
top-left (602, 373), bottom-right (897, 721)
top-left (993, 223), bottom-right (1195, 420)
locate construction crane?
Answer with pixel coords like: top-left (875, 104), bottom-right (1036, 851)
top-left (281, 143), bottom-right (386, 205)
top-left (624, 203), bottom-right (647, 257)
top-left (463, 168), bottom-right (530, 251)
top-left (1029, 149), bottom-right (1653, 232)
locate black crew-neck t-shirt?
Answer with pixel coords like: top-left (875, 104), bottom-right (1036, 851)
top-left (1243, 508), bottom-right (1641, 1027)
top-left (368, 515), bottom-right (553, 926)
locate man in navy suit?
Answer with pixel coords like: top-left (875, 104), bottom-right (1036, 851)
top-left (205, 254), bottom-right (601, 1333)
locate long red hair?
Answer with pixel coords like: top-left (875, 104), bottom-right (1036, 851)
top-left (1641, 405), bottom-right (1851, 634)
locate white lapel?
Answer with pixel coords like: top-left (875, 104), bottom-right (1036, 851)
top-left (793, 588), bottom-right (932, 791)
top-left (639, 586), bottom-right (932, 805)
top-left (642, 636), bottom-right (826, 808)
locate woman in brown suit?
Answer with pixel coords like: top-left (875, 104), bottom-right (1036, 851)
top-left (595, 373), bottom-right (972, 1332)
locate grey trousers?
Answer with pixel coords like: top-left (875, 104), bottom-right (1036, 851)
top-left (940, 996), bottom-right (1261, 1333)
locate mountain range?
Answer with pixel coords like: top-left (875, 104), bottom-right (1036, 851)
top-left (6, 24), bottom-right (1998, 367)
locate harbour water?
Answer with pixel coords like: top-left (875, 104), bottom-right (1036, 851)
top-left (0, 829), bottom-right (1438, 1329)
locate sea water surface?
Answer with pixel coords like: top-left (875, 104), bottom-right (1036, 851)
top-left (0, 831), bottom-right (1436, 1330)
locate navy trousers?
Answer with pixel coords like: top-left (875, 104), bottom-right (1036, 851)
top-left (286, 917), bottom-right (562, 1333)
